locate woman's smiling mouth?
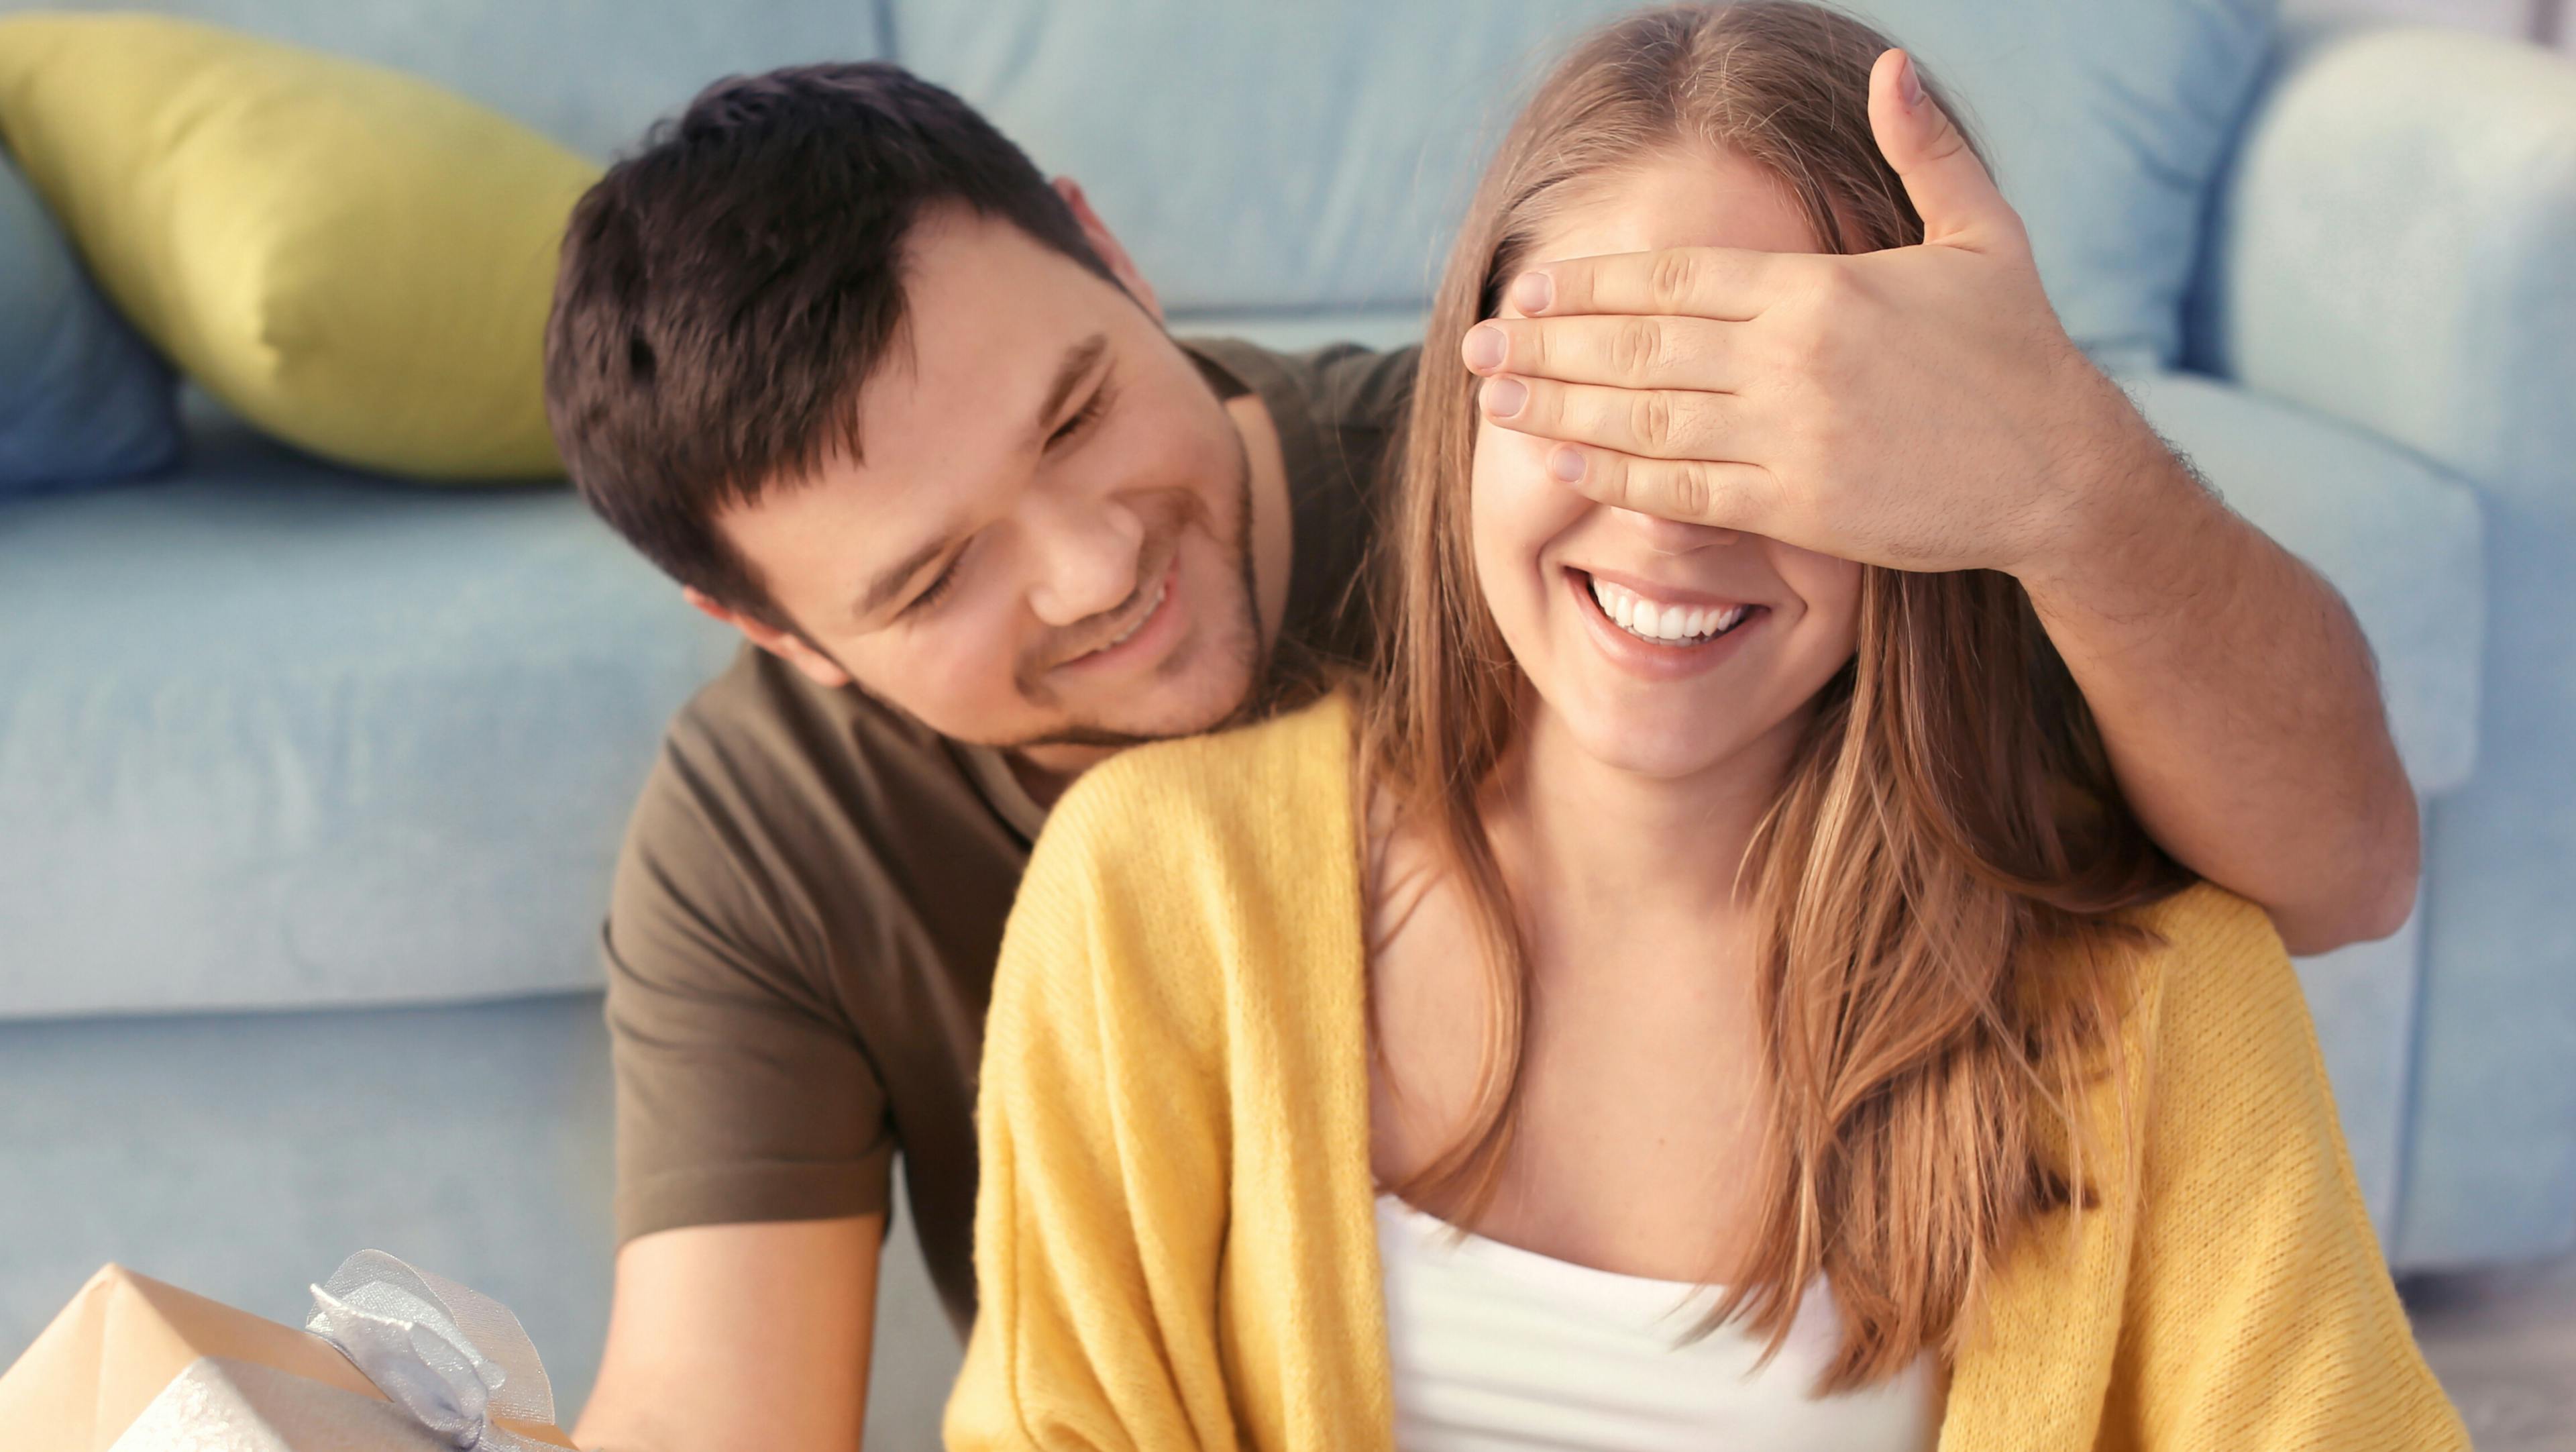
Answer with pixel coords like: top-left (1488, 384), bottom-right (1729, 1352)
top-left (1586, 573), bottom-right (1756, 645)
top-left (1578, 568), bottom-right (1762, 645)
top-left (1562, 566), bottom-right (1770, 682)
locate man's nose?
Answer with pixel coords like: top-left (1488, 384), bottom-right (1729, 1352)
top-left (1613, 507), bottom-right (1743, 554)
top-left (1024, 491), bottom-right (1146, 629)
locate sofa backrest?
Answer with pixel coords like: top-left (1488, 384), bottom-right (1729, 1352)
top-left (0, 0), bottom-right (886, 159)
top-left (7, 0), bottom-right (2273, 368)
top-left (894, 0), bottom-right (2277, 368)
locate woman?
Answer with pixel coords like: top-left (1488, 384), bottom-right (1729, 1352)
top-left (945, 5), bottom-right (2467, 1448)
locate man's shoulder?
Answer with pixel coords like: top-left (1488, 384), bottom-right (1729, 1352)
top-left (615, 645), bottom-right (1022, 959)
top-left (643, 644), bottom-right (982, 831)
top-left (1281, 338), bottom-right (1420, 421)
top-left (1185, 335), bottom-right (1419, 661)
top-left (1183, 335), bottom-right (1417, 448)
top-left (661, 642), bottom-right (916, 769)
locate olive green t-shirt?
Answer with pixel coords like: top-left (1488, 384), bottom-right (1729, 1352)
top-left (601, 337), bottom-right (1416, 1334)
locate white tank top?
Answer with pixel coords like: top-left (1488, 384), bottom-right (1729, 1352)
top-left (1375, 1195), bottom-right (1941, 1451)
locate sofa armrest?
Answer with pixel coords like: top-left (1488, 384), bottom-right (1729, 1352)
top-left (2191, 23), bottom-right (2576, 507)
top-left (2194, 23), bottom-right (2576, 1268)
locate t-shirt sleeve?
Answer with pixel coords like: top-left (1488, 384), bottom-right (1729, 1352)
top-left (602, 740), bottom-right (896, 1243)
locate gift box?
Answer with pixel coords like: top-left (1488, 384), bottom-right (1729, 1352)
top-left (0, 1251), bottom-right (576, 1450)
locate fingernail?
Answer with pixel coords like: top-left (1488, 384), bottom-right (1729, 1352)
top-left (1508, 271), bottom-right (1552, 315)
top-left (1462, 323), bottom-right (1505, 371)
top-left (1900, 52), bottom-right (1925, 110)
top-left (1548, 446), bottom-right (1585, 484)
top-left (1482, 376), bottom-right (1527, 417)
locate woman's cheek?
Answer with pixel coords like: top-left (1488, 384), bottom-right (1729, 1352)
top-left (1782, 548), bottom-right (1864, 644)
top-left (1468, 417), bottom-right (1587, 613)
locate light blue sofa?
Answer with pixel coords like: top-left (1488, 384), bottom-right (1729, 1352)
top-left (2, 1), bottom-right (2569, 1442)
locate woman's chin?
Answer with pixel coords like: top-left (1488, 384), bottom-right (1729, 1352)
top-left (1547, 698), bottom-right (1753, 782)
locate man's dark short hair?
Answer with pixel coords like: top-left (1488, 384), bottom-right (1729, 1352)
top-left (543, 62), bottom-right (1119, 629)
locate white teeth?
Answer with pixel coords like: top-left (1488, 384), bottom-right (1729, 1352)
top-left (1100, 580), bottom-right (1165, 652)
top-left (1585, 574), bottom-right (1750, 645)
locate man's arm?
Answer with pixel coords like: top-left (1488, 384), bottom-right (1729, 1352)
top-left (582, 677), bottom-right (921, 1448)
top-left (2022, 417), bottom-right (2417, 953)
top-left (575, 1217), bottom-right (881, 1452)
top-left (1458, 48), bottom-right (2415, 952)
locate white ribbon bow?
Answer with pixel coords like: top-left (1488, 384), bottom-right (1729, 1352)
top-left (304, 1251), bottom-right (556, 1452)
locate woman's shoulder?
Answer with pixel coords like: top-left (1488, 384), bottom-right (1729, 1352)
top-left (2128, 881), bottom-right (2290, 977)
top-left (1038, 689), bottom-right (1358, 876)
top-left (2120, 880), bottom-right (2303, 1033)
top-left (2110, 881), bottom-right (2343, 1157)
top-left (996, 691), bottom-right (1365, 1061)
top-left (1012, 692), bottom-right (1360, 973)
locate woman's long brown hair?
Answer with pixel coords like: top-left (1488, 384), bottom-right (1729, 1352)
top-left (1358, 1), bottom-right (2189, 1390)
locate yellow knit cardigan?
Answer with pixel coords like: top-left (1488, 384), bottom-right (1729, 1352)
top-left (945, 694), bottom-right (2468, 1451)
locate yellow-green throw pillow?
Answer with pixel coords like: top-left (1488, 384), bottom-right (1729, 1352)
top-left (0, 13), bottom-right (601, 479)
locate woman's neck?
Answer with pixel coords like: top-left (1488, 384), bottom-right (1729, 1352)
top-left (1484, 701), bottom-right (1809, 931)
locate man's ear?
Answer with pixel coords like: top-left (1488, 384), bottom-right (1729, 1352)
top-left (1054, 176), bottom-right (1163, 322)
top-left (682, 586), bottom-right (853, 689)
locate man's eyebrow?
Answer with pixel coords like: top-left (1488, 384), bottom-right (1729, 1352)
top-left (1031, 333), bottom-right (1110, 448)
top-left (853, 531), bottom-right (957, 623)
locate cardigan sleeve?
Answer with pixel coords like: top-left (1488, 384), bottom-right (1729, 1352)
top-left (2106, 887), bottom-right (2469, 1449)
top-left (943, 765), bottom-right (1244, 1452)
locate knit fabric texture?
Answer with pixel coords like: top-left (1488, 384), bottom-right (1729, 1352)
top-left (945, 692), bottom-right (2469, 1451)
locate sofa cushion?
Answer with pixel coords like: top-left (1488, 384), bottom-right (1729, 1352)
top-left (0, 996), bottom-right (966, 1443)
top-left (0, 156), bottom-right (178, 495)
top-left (0, 999), bottom-right (619, 1409)
top-left (0, 13), bottom-right (604, 480)
top-left (894, 0), bottom-right (2272, 370)
top-left (0, 0), bottom-right (886, 160)
top-left (0, 402), bottom-right (737, 1018)
top-left (2119, 370), bottom-right (2481, 796)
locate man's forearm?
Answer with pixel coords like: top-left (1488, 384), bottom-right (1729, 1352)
top-left (2020, 419), bottom-right (2419, 955)
top-left (575, 1217), bottom-right (881, 1452)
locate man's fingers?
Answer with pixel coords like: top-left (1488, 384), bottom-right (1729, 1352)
top-left (1460, 315), bottom-right (1748, 392)
top-left (1511, 246), bottom-right (1791, 321)
top-left (1866, 49), bottom-right (2023, 254)
top-left (1479, 374), bottom-right (1753, 463)
top-left (1544, 444), bottom-right (1774, 532)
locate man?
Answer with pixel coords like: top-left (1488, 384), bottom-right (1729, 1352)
top-left (543, 58), bottom-right (2416, 1449)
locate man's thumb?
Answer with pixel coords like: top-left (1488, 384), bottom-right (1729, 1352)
top-left (1868, 49), bottom-right (2019, 253)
